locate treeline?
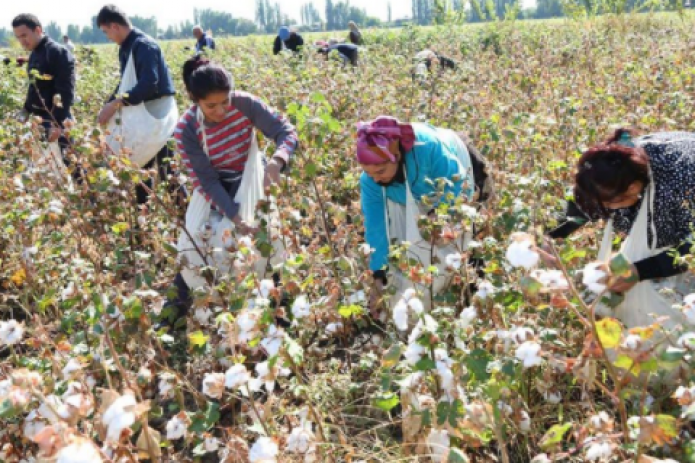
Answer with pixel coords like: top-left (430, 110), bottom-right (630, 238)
top-left (0, 0), bottom-right (687, 47)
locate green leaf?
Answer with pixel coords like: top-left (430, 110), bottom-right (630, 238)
top-left (610, 253), bottom-right (632, 278)
top-left (539, 423), bottom-right (572, 450)
top-left (448, 448), bottom-right (471, 463)
top-left (414, 357), bottom-right (436, 371)
top-left (596, 318), bottom-right (622, 349)
top-left (466, 348), bottom-right (492, 382)
top-left (374, 393), bottom-right (400, 412)
top-left (305, 162), bottom-right (318, 178)
top-left (188, 331), bottom-right (209, 348)
top-left (381, 344), bottom-right (402, 369)
top-left (0, 399), bottom-right (18, 419)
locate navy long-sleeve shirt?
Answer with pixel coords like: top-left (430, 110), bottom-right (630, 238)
top-left (111, 28), bottom-right (175, 105)
top-left (25, 36), bottom-right (75, 126)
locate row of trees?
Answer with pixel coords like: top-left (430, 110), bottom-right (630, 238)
top-left (0, 0), bottom-right (686, 47)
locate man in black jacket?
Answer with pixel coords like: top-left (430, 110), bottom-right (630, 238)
top-left (273, 26), bottom-right (304, 55)
top-left (95, 4), bottom-right (178, 205)
top-left (12, 14), bottom-right (75, 144)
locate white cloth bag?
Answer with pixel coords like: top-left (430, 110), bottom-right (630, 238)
top-left (105, 53), bottom-right (179, 167)
top-left (386, 131), bottom-right (476, 306)
top-left (597, 177), bottom-right (693, 330)
top-left (177, 110), bottom-right (280, 289)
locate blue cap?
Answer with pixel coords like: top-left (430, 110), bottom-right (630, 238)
top-left (278, 26), bottom-right (290, 41)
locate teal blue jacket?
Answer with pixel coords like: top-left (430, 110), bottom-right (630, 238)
top-left (360, 123), bottom-right (471, 273)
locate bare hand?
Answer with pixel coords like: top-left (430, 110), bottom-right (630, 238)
top-left (47, 127), bottom-right (61, 143)
top-left (608, 263), bottom-right (640, 293)
top-left (538, 237), bottom-right (560, 268)
top-left (233, 216), bottom-right (259, 236)
top-left (97, 100), bottom-right (121, 126)
top-left (263, 158), bottom-right (284, 190)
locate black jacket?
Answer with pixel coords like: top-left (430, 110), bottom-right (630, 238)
top-left (273, 33), bottom-right (304, 55)
top-left (25, 36), bottom-right (75, 126)
top-left (112, 29), bottom-right (176, 105)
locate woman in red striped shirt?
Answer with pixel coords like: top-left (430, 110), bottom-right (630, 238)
top-left (163, 55), bottom-right (298, 326)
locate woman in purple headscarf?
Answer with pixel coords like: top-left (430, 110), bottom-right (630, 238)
top-left (357, 116), bottom-right (492, 314)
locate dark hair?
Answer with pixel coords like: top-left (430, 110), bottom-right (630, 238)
top-left (96, 5), bottom-right (131, 28)
top-left (12, 14), bottom-right (41, 30)
top-left (574, 128), bottom-right (650, 218)
top-left (182, 55), bottom-right (233, 101)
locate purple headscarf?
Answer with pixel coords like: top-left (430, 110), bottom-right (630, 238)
top-left (356, 116), bottom-right (416, 165)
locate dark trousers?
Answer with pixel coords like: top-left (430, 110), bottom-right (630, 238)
top-left (136, 143), bottom-right (174, 205)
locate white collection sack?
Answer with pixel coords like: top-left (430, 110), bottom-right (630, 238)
top-left (105, 53), bottom-right (179, 167)
top-left (597, 176), bottom-right (693, 330)
top-left (177, 111), bottom-right (281, 290)
top-left (386, 131), bottom-right (476, 308)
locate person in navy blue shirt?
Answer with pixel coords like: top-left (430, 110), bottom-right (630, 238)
top-left (95, 4), bottom-right (178, 205)
top-left (193, 26), bottom-right (215, 53)
top-left (318, 42), bottom-right (359, 67)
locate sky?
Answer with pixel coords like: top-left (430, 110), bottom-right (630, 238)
top-left (1, 0), bottom-right (412, 31)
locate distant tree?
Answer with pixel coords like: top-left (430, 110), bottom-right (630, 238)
top-left (44, 22), bottom-right (63, 41)
top-left (66, 25), bottom-right (80, 42)
top-left (130, 16), bottom-right (158, 37)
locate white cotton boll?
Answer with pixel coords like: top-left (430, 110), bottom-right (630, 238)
top-left (404, 342), bottom-right (426, 366)
top-left (583, 263), bottom-right (608, 294)
top-left (23, 411), bottom-right (46, 441)
top-left (678, 333), bottom-right (695, 350)
top-left (459, 307), bottom-right (477, 328)
top-left (61, 282), bottom-right (76, 300)
top-left (348, 291), bottom-right (367, 305)
top-left (403, 288), bottom-right (417, 300)
top-left (225, 364), bottom-right (250, 390)
top-left (531, 269), bottom-right (569, 291)
top-left (158, 373), bottom-right (175, 399)
top-left (543, 390), bottom-right (562, 404)
top-left (204, 436), bottom-right (219, 452)
top-left (38, 394), bottom-right (70, 423)
top-left (445, 253), bottom-right (463, 270)
top-left (56, 438), bottom-right (103, 463)
top-left (202, 373), bottom-right (225, 400)
top-left (249, 436), bottom-right (279, 462)
top-left (359, 243), bottom-right (374, 256)
top-left (102, 394), bottom-right (137, 442)
top-left (261, 325), bottom-right (285, 357)
top-left (259, 279), bottom-right (275, 298)
top-left (519, 411), bottom-right (531, 433)
top-left (237, 311), bottom-right (259, 342)
top-left (437, 365), bottom-right (455, 393)
top-left (194, 307), bottom-right (213, 325)
top-left (531, 454), bottom-right (552, 463)
top-left (475, 281), bottom-right (495, 301)
top-left (393, 300), bottom-right (409, 332)
top-left (400, 372), bottom-right (424, 391)
top-left (325, 323), bottom-right (343, 334)
top-left (621, 334), bottom-right (642, 351)
top-left (589, 411), bottom-right (612, 431)
top-left (62, 358), bottom-right (83, 380)
top-left (460, 205), bottom-right (477, 219)
top-left (292, 296), bottom-right (312, 320)
top-left (506, 235), bottom-right (539, 269)
top-left (497, 400), bottom-right (513, 417)
top-left (585, 440), bottom-right (613, 461)
top-left (166, 415), bottom-right (187, 440)
top-left (0, 320), bottom-right (24, 346)
top-left (286, 426), bottom-right (316, 454)
top-left (511, 326), bottom-right (535, 344)
top-left (515, 341), bottom-right (542, 368)
top-left (426, 429), bottom-right (450, 463)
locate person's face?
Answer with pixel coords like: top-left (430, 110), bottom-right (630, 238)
top-left (99, 23), bottom-right (123, 44)
top-left (193, 29), bottom-right (203, 40)
top-left (601, 181), bottom-right (644, 210)
top-left (197, 91), bottom-right (230, 124)
top-left (13, 25), bottom-right (43, 52)
top-left (360, 140), bottom-right (402, 186)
